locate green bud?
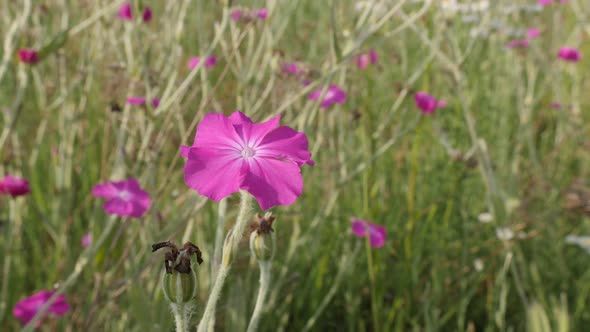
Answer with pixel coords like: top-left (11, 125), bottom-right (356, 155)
top-left (249, 212), bottom-right (276, 262)
top-left (162, 269), bottom-right (198, 304)
top-left (152, 241), bottom-right (203, 305)
top-left (250, 230), bottom-right (275, 262)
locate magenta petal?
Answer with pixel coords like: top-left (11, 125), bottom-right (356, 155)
top-left (180, 145), bottom-right (191, 158)
top-left (126, 97), bottom-right (146, 105)
top-left (48, 295), bottom-right (70, 315)
top-left (104, 198), bottom-right (133, 216)
top-left (232, 113), bottom-right (281, 147)
top-left (258, 126), bottom-right (314, 166)
top-left (369, 224), bottom-right (387, 248)
top-left (241, 158), bottom-right (303, 210)
top-left (369, 49), bottom-right (378, 64)
top-left (188, 57), bottom-right (201, 70)
top-left (92, 183), bottom-right (118, 198)
top-left (191, 113), bottom-right (243, 150)
top-left (351, 218), bottom-right (369, 237)
top-left (414, 92), bottom-right (438, 114)
top-left (118, 3), bottom-right (133, 20)
top-left (184, 148), bottom-right (246, 201)
top-left (142, 7), bottom-right (152, 22)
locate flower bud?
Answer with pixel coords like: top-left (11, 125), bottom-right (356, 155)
top-left (162, 269), bottom-right (198, 304)
top-left (152, 241), bottom-right (203, 304)
top-left (249, 213), bottom-right (276, 262)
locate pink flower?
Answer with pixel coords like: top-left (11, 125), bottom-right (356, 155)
top-left (282, 63), bottom-right (300, 75)
top-left (18, 49), bottom-right (39, 64)
top-left (119, 3), bottom-right (152, 22)
top-left (551, 102), bottom-right (562, 110)
top-left (81, 233), bottom-right (92, 248)
top-left (142, 7), bottom-right (152, 22)
top-left (126, 97), bottom-right (159, 108)
top-left (526, 28), bottom-right (540, 39)
top-left (180, 111), bottom-right (314, 210)
top-left (558, 47), bottom-right (581, 62)
top-left (414, 92), bottom-right (447, 114)
top-left (257, 8), bottom-right (268, 20)
top-left (118, 3), bottom-right (133, 20)
top-left (0, 175), bottom-right (30, 197)
top-left (350, 217), bottom-right (387, 248)
top-left (13, 290), bottom-right (69, 326)
top-left (92, 178), bottom-right (151, 218)
top-left (231, 9), bottom-right (242, 21)
top-left (188, 56), bottom-right (217, 70)
top-left (506, 39), bottom-right (530, 48)
top-left (354, 49), bottom-right (378, 69)
top-left (308, 85), bottom-right (347, 109)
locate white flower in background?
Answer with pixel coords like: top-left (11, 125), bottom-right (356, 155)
top-left (473, 258), bottom-right (484, 272)
top-left (478, 212), bottom-right (494, 223)
top-left (565, 235), bottom-right (590, 253)
top-left (496, 227), bottom-right (514, 241)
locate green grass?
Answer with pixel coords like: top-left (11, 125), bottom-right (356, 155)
top-left (1, 0), bottom-right (590, 331)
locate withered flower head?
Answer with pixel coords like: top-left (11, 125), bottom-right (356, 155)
top-left (152, 241), bottom-right (203, 274)
top-left (250, 212), bottom-right (275, 235)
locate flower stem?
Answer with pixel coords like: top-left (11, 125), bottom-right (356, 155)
top-left (211, 198), bottom-right (228, 280)
top-left (197, 191), bottom-right (253, 332)
top-left (246, 260), bottom-right (271, 332)
top-left (172, 302), bottom-right (196, 332)
top-left (172, 304), bottom-right (188, 332)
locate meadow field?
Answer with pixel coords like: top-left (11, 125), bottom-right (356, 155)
top-left (1, 0), bottom-right (589, 331)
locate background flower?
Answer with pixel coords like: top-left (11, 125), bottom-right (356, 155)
top-left (92, 178), bottom-right (151, 218)
top-left (13, 290), bottom-right (69, 326)
top-left (308, 85), bottom-right (347, 108)
top-left (558, 47), bottom-right (581, 62)
top-left (0, 175), bottom-right (30, 197)
top-left (414, 92), bottom-right (447, 114)
top-left (350, 217), bottom-right (387, 248)
top-left (18, 49), bottom-right (39, 64)
top-left (188, 56), bottom-right (217, 70)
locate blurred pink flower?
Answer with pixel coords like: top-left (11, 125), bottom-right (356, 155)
top-left (354, 49), bottom-right (378, 69)
top-left (257, 8), bottom-right (268, 19)
top-left (188, 56), bottom-right (217, 70)
top-left (0, 175), bottom-right (30, 197)
top-left (551, 102), bottom-right (562, 110)
top-left (13, 290), bottom-right (69, 327)
top-left (350, 217), bottom-right (387, 248)
top-left (92, 178), bottom-right (151, 218)
top-left (81, 233), bottom-right (92, 247)
top-left (142, 7), bottom-right (152, 22)
top-left (126, 97), bottom-right (159, 108)
top-left (231, 9), bottom-right (242, 21)
top-left (118, 3), bottom-right (133, 20)
top-left (18, 49), bottom-right (39, 64)
top-left (231, 8), bottom-right (267, 22)
top-left (526, 28), bottom-right (540, 39)
top-left (118, 3), bottom-right (152, 22)
top-left (309, 85), bottom-right (347, 109)
top-left (282, 63), bottom-right (300, 75)
top-left (506, 39), bottom-right (530, 48)
top-left (414, 92), bottom-right (447, 114)
top-left (558, 47), bottom-right (581, 62)
top-left (180, 111), bottom-right (314, 210)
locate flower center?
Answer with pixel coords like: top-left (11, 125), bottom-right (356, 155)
top-left (241, 146), bottom-right (256, 158)
top-left (118, 190), bottom-right (131, 200)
